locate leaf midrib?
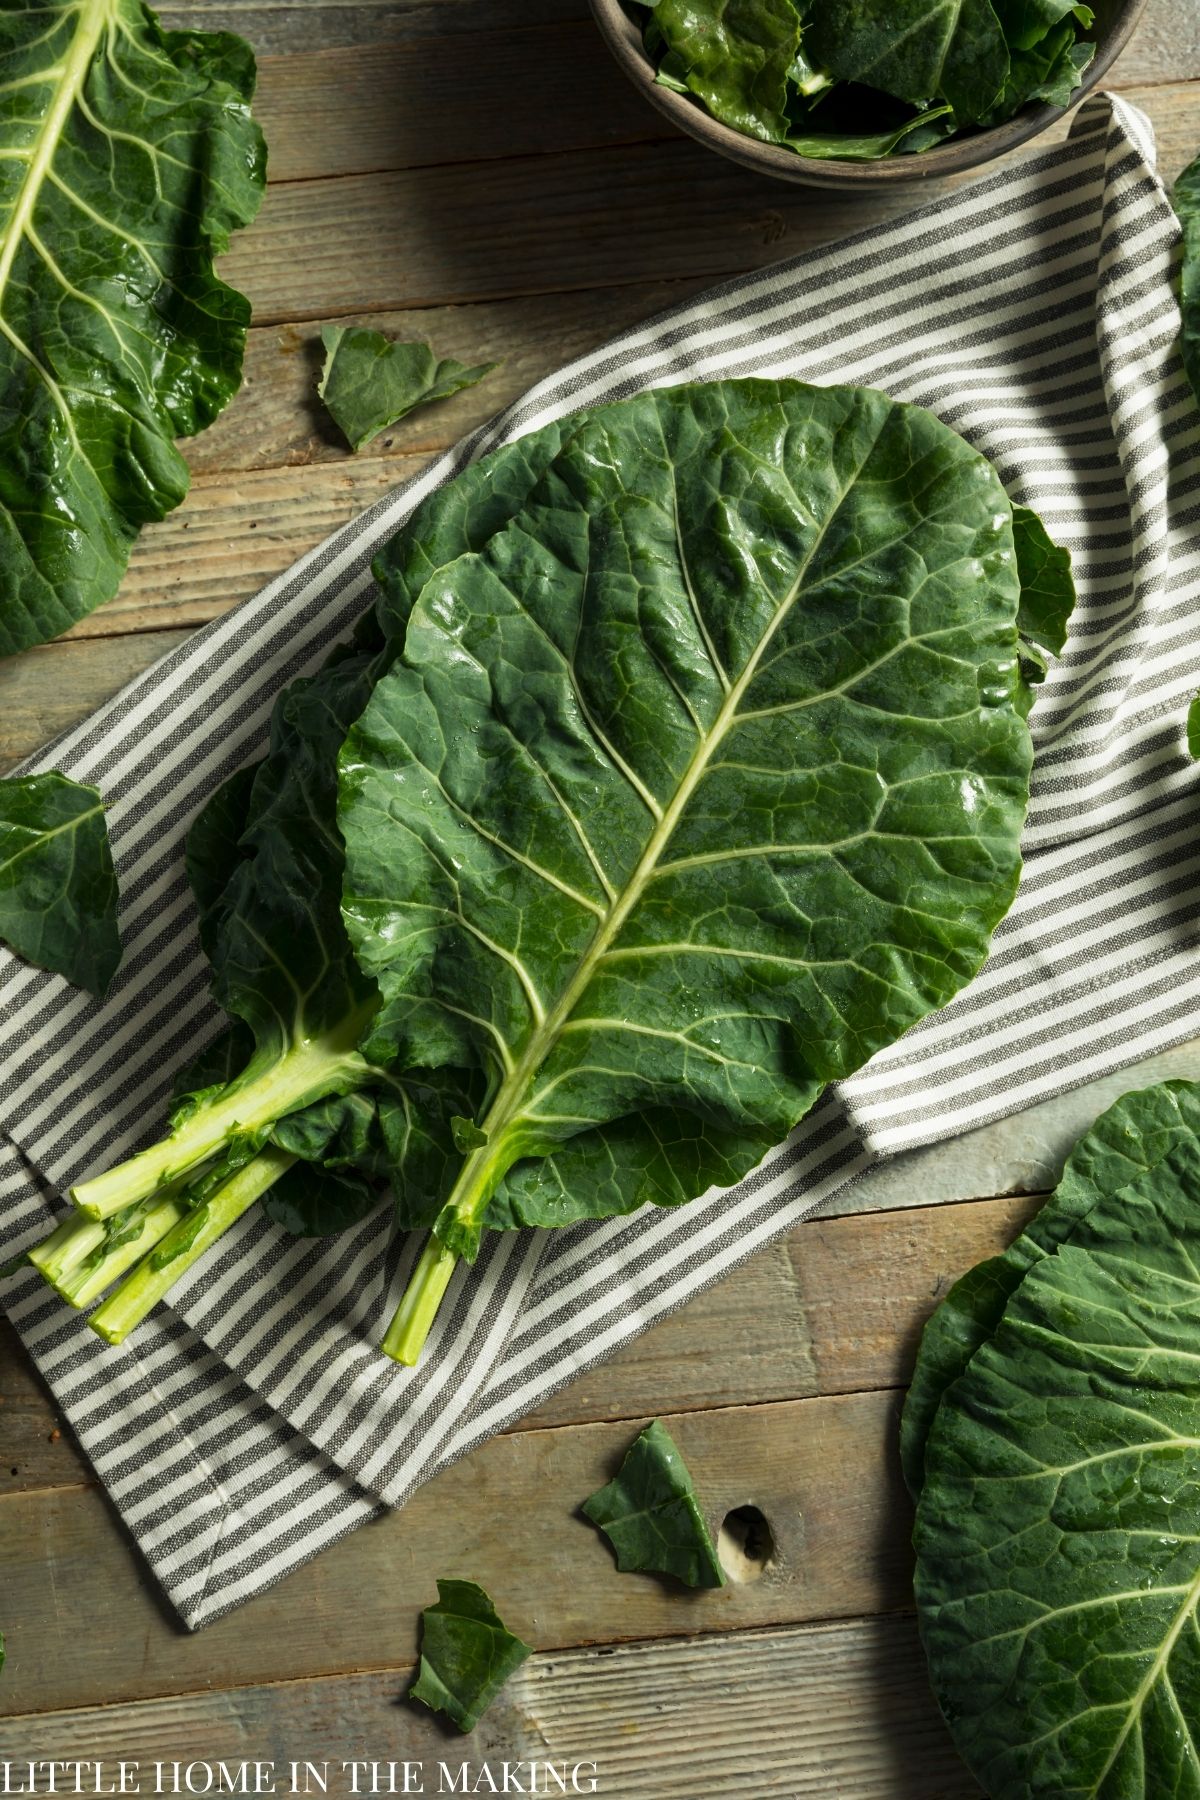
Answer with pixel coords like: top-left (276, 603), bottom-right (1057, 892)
top-left (0, 795), bottom-right (103, 882)
top-left (446, 413), bottom-right (890, 1216)
top-left (0, 0), bottom-right (114, 318)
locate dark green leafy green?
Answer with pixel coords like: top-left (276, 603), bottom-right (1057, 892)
top-left (0, 772), bottom-right (120, 995)
top-left (901, 1080), bottom-right (1200, 1496)
top-left (1013, 503), bottom-right (1076, 662)
top-left (318, 328), bottom-right (499, 454)
top-left (259, 1159), bottom-right (382, 1237)
top-left (642, 0), bottom-right (802, 142)
top-left (786, 103), bottom-right (953, 160)
top-left (980, 21), bottom-right (1093, 127)
top-left (408, 1579), bottom-right (532, 1733)
top-left (1188, 693), bottom-right (1200, 760)
top-left (583, 1419), bottom-right (725, 1587)
top-left (632, 0), bottom-right (1096, 161)
top-left (805, 0), bottom-right (1010, 124)
top-left (993, 0), bottom-right (1092, 51)
top-left (65, 419), bottom-right (573, 1237)
top-left (339, 379), bottom-right (1035, 1334)
top-left (915, 1109), bottom-right (1200, 1799)
top-left (1174, 147), bottom-right (1200, 412)
top-left (0, 0), bottom-right (265, 656)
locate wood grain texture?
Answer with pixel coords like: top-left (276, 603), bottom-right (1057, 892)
top-left (158, 0), bottom-right (1194, 84)
top-left (0, 1390), bottom-right (912, 1716)
top-left (0, 633), bottom-right (194, 772)
top-left (252, 23), bottom-right (664, 183)
top-left (0, 1617), bottom-right (981, 1798)
top-left (158, 1), bottom-right (590, 55)
top-left (217, 81), bottom-right (1200, 327)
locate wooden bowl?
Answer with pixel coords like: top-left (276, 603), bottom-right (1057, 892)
top-left (589, 0), bottom-right (1148, 189)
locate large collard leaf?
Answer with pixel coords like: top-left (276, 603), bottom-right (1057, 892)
top-left (1175, 149), bottom-right (1200, 413)
top-left (900, 1079), bottom-right (1200, 1495)
top-left (0, 2), bottom-right (265, 656)
top-left (0, 772), bottom-right (120, 995)
top-left (640, 0), bottom-right (804, 143)
top-left (915, 1131), bottom-right (1200, 1800)
top-left (340, 379), bottom-right (1034, 1265)
top-left (804, 0), bottom-right (1011, 126)
top-left (583, 1419), bottom-right (725, 1588)
top-left (317, 328), bottom-right (498, 454)
top-left (408, 1580), bottom-right (532, 1734)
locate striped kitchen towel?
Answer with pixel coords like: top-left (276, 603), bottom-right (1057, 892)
top-left (3, 91), bottom-right (1200, 1628)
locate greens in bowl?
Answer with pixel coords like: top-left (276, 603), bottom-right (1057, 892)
top-left (630, 0), bottom-right (1099, 164)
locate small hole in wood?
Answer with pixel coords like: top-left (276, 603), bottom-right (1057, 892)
top-left (717, 1504), bottom-right (774, 1583)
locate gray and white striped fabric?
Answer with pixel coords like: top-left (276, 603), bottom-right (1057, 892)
top-left (4, 92), bottom-right (1200, 1628)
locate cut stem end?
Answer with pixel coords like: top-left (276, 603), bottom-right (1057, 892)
top-left (382, 1237), bottom-right (460, 1366)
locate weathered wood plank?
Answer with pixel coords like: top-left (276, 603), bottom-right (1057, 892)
top-left (241, 8), bottom-right (1200, 188)
top-left (0, 633), bottom-right (194, 774)
top-left (252, 24), bottom-right (664, 185)
top-left (0, 1617), bottom-right (980, 1798)
top-left (217, 82), bottom-right (1200, 327)
top-left (60, 460), bottom-right (404, 644)
top-left (159, 0), bottom-right (1194, 88)
top-left (0, 1390), bottom-right (911, 1715)
top-left (159, 2), bottom-right (590, 56)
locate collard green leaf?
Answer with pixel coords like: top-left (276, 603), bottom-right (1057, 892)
top-left (408, 1580), bottom-right (532, 1733)
top-left (185, 761), bottom-right (262, 957)
top-left (1175, 149), bottom-right (1200, 412)
top-left (901, 1080), bottom-right (1200, 1496)
top-left (259, 1159), bottom-right (382, 1238)
top-left (1010, 498), bottom-right (1076, 712)
top-left (804, 0), bottom-right (1010, 125)
top-left (339, 378), bottom-right (1033, 1264)
top-left (318, 328), bottom-right (499, 454)
top-left (1189, 693), bottom-right (1200, 760)
top-left (647, 0), bottom-right (804, 142)
top-left (992, 0), bottom-right (1093, 51)
top-left (786, 102), bottom-right (954, 161)
top-left (979, 21), bottom-right (1093, 127)
top-left (0, 772), bottom-right (120, 995)
top-left (915, 1127), bottom-right (1200, 1800)
top-left (583, 1419), bottom-right (725, 1588)
top-left (0, 1), bottom-right (265, 656)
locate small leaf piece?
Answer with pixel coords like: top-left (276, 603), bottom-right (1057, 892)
top-left (0, 773), bottom-right (121, 996)
top-left (409, 1579), bottom-right (532, 1734)
top-left (1013, 501), bottom-right (1076, 663)
top-left (583, 1419), bottom-right (726, 1588)
top-left (1175, 149), bottom-right (1200, 411)
top-left (318, 328), bottom-right (498, 452)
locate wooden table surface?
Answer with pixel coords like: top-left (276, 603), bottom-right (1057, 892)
top-left (2, 3), bottom-right (1200, 1794)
